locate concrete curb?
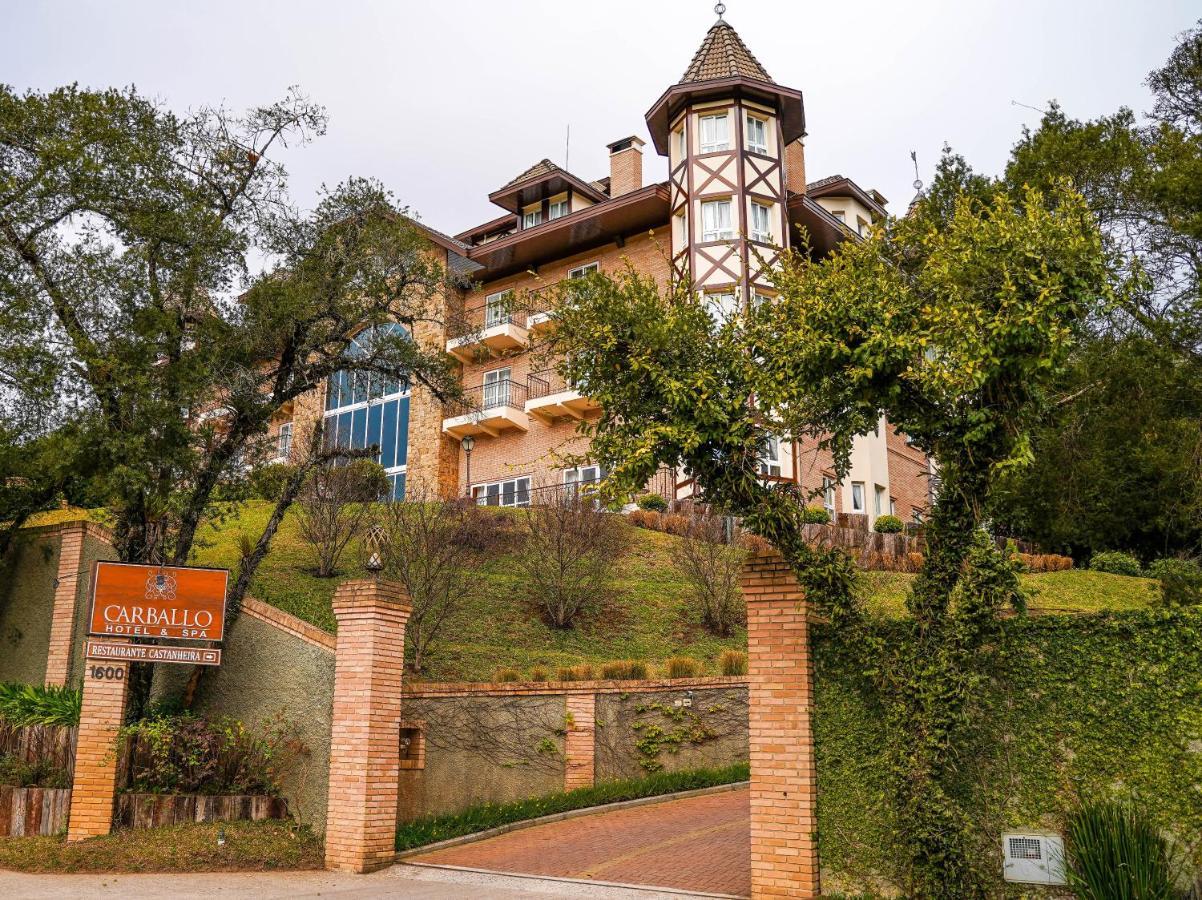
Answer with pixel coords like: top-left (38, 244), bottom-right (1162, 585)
top-left (394, 779), bottom-right (750, 861)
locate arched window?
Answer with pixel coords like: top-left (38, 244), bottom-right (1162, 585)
top-left (323, 323), bottom-right (410, 499)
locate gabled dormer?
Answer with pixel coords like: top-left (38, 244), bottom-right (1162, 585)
top-left (487, 159), bottom-right (610, 231)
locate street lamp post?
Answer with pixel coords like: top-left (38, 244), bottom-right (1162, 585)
top-left (461, 435), bottom-right (475, 500)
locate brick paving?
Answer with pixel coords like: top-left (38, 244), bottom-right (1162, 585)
top-left (409, 786), bottom-right (751, 897)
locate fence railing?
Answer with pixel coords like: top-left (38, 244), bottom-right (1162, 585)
top-left (527, 369), bottom-right (577, 398)
top-left (446, 298), bottom-right (523, 340)
top-left (445, 378), bottom-right (529, 418)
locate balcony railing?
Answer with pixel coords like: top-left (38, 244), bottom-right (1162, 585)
top-left (445, 298), bottom-right (529, 361)
top-left (524, 369), bottom-right (597, 422)
top-left (445, 378), bottom-right (529, 417)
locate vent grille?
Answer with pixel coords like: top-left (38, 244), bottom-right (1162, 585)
top-left (1009, 837), bottom-right (1043, 860)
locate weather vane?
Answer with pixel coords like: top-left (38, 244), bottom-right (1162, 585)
top-left (910, 150), bottom-right (923, 194)
top-left (715, 2), bottom-right (726, 21)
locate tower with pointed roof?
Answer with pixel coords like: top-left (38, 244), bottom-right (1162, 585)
top-left (645, 12), bottom-right (806, 309)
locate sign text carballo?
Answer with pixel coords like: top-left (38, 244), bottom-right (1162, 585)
top-left (88, 561), bottom-right (229, 642)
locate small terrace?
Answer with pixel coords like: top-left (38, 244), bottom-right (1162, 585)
top-left (445, 296), bottom-right (529, 362)
top-left (525, 369), bottom-right (599, 423)
top-left (442, 378), bottom-right (530, 439)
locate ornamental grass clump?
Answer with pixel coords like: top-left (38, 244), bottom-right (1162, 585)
top-left (0, 682), bottom-right (81, 727)
top-left (665, 657), bottom-right (701, 678)
top-left (600, 660), bottom-right (649, 680)
top-left (1064, 800), bottom-right (1183, 899)
top-left (528, 666), bottom-right (549, 682)
top-left (494, 668), bottom-right (521, 683)
top-left (719, 650), bottom-right (748, 676)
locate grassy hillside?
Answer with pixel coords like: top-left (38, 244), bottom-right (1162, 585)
top-left (26, 503), bottom-right (1161, 682)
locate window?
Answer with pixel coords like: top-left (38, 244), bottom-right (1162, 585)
top-left (564, 464), bottom-right (604, 487)
top-left (750, 201), bottom-right (772, 242)
top-left (522, 209), bottom-right (542, 228)
top-left (549, 199), bottom-right (570, 220)
top-left (822, 476), bottom-right (836, 521)
top-left (857, 216), bottom-right (870, 237)
top-left (751, 289), bottom-right (773, 309)
top-left (674, 126), bottom-right (687, 159)
top-left (703, 291), bottom-right (739, 326)
top-left (699, 113), bottom-right (730, 152)
top-left (674, 209), bottom-right (688, 246)
top-left (758, 436), bottom-right (782, 477)
top-left (831, 209), bottom-right (846, 223)
top-left (568, 262), bottom-right (598, 279)
top-left (874, 484), bottom-right (887, 517)
top-left (484, 290), bottom-right (513, 328)
top-left (701, 199), bottom-right (733, 241)
top-left (275, 422), bottom-right (292, 461)
top-left (474, 476), bottom-right (532, 507)
top-left (889, 498), bottom-right (896, 516)
top-left (851, 482), bottom-right (865, 513)
top-left (745, 114), bottom-right (768, 154)
top-left (323, 323), bottom-right (410, 499)
top-left (482, 367), bottom-right (512, 409)
top-left (912, 507), bottom-right (924, 524)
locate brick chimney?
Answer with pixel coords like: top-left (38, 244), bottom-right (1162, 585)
top-left (607, 136), bottom-right (645, 198)
top-left (784, 138), bottom-right (807, 194)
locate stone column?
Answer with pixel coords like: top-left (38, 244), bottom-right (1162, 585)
top-left (45, 523), bottom-right (87, 687)
top-left (324, 579), bottom-right (411, 873)
top-left (564, 693), bottom-right (596, 791)
top-left (67, 649), bottom-right (130, 841)
top-left (743, 551), bottom-right (820, 898)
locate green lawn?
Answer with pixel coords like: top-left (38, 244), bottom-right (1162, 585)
top-left (27, 503), bottom-right (1160, 683)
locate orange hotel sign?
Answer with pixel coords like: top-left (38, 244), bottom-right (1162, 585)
top-left (88, 561), bottom-right (228, 642)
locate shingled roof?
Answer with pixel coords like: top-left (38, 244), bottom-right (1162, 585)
top-left (501, 158), bottom-right (561, 189)
top-left (680, 21), bottom-right (772, 84)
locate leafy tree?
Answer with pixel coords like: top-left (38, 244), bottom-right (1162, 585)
top-left (992, 20), bottom-right (1202, 558)
top-left (0, 84), bottom-right (460, 567)
top-left (551, 156), bottom-right (1115, 893)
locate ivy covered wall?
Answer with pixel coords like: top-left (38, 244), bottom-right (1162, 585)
top-left (814, 609), bottom-right (1202, 893)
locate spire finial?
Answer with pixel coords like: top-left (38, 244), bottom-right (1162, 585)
top-left (714, 2), bottom-right (726, 21)
top-left (910, 150), bottom-right (923, 193)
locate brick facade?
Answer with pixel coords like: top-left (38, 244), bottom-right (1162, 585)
top-left (743, 551), bottom-right (820, 898)
top-left (564, 693), bottom-right (596, 791)
top-left (886, 425), bottom-right (932, 523)
top-left (67, 650), bottom-right (131, 841)
top-left (44, 523), bottom-right (87, 687)
top-left (324, 579), bottom-right (412, 873)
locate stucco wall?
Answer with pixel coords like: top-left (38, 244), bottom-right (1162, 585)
top-left (0, 531), bottom-right (60, 684)
top-left (595, 686), bottom-right (748, 782)
top-left (397, 693), bottom-right (567, 822)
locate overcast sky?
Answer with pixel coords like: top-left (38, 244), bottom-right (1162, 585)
top-left (5, 1), bottom-right (1198, 235)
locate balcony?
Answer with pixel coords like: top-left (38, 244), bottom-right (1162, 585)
top-left (525, 370), bottom-right (599, 423)
top-left (446, 300), bottom-right (528, 362)
top-left (442, 378), bottom-right (530, 439)
top-left (524, 286), bottom-right (557, 333)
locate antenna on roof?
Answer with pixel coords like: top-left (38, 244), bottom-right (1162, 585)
top-left (714, 2), bottom-right (726, 21)
top-left (565, 123), bottom-right (570, 171)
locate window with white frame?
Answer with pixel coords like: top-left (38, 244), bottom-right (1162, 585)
top-left (851, 481), bottom-right (865, 513)
top-left (750, 288), bottom-right (773, 309)
top-left (549, 198), bottom-right (570, 220)
top-left (822, 476), bottom-right (836, 520)
top-left (564, 464), bottom-right (604, 488)
top-left (857, 215), bottom-right (870, 237)
top-left (484, 290), bottom-right (513, 328)
top-left (699, 113), bottom-right (730, 152)
top-left (912, 507), bottom-right (924, 524)
top-left (473, 476), bottom-right (531, 507)
top-left (482, 367), bottom-right (512, 409)
top-left (568, 262), bottom-right (598, 279)
top-left (703, 290), bottom-right (739, 327)
top-left (750, 201), bottom-right (773, 243)
top-left (674, 126), bottom-right (687, 160)
top-left (831, 209), bottom-right (846, 223)
top-left (701, 199), bottom-right (733, 241)
top-left (889, 497), bottom-right (896, 516)
top-left (275, 422), bottom-right (292, 461)
top-left (522, 208), bottom-right (542, 229)
top-left (323, 322), bottom-right (410, 500)
top-left (758, 435), bottom-right (782, 477)
top-left (874, 484), bottom-right (887, 517)
top-left (745, 114), bottom-right (768, 154)
top-left (674, 209), bottom-right (688, 246)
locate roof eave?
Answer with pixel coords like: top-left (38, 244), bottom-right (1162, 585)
top-left (487, 170), bottom-right (609, 213)
top-left (644, 76), bottom-right (805, 156)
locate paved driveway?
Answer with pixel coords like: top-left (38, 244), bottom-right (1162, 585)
top-left (407, 786), bottom-right (751, 898)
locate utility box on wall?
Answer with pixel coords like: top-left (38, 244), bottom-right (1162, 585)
top-left (1002, 833), bottom-right (1067, 885)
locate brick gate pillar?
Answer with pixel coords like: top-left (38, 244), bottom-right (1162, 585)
top-left (67, 649), bottom-right (130, 841)
top-left (743, 551), bottom-right (820, 898)
top-left (325, 579), bottom-right (411, 873)
top-left (45, 522), bottom-right (87, 687)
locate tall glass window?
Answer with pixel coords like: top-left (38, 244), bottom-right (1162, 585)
top-left (323, 323), bottom-right (411, 499)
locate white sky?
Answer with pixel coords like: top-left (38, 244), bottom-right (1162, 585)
top-left (5, 0), bottom-right (1198, 235)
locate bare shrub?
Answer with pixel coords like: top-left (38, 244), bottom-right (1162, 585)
top-left (513, 487), bottom-right (628, 628)
top-left (672, 516), bottom-right (747, 636)
top-left (377, 487), bottom-right (502, 673)
top-left (296, 460), bottom-right (388, 577)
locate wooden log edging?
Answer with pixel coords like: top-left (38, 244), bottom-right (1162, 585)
top-left (0, 724), bottom-right (78, 780)
top-left (0, 786), bottom-right (72, 836)
top-left (114, 793), bottom-right (287, 831)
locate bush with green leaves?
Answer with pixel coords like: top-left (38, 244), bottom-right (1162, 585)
top-left (1090, 550), bottom-right (1143, 577)
top-left (801, 506), bottom-right (831, 525)
top-left (1064, 800), bottom-right (1183, 899)
top-left (1147, 558), bottom-right (1202, 607)
top-left (873, 515), bottom-right (903, 534)
top-left (636, 493), bottom-right (669, 512)
top-left (0, 682), bottom-right (81, 727)
top-left (118, 712), bottom-right (304, 796)
top-left (248, 463), bottom-right (297, 501)
top-left (0, 753), bottom-right (71, 789)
